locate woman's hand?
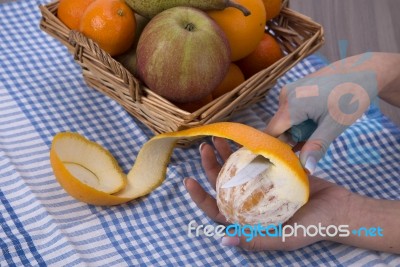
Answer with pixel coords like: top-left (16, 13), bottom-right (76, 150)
top-left (185, 137), bottom-right (400, 253)
top-left (265, 52), bottom-right (400, 173)
top-left (184, 137), bottom-right (352, 251)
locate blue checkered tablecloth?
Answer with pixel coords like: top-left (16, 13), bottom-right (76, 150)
top-left (1, 0), bottom-right (400, 266)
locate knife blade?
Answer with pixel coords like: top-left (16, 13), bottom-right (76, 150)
top-left (220, 155), bottom-right (270, 189)
top-left (221, 120), bottom-right (317, 189)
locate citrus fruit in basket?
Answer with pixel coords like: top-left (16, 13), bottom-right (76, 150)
top-left (207, 0), bottom-right (266, 61)
top-left (79, 0), bottom-right (136, 56)
top-left (236, 32), bottom-right (284, 79)
top-left (212, 63), bottom-right (245, 99)
top-left (263, 0), bottom-right (283, 21)
top-left (57, 0), bottom-right (96, 30)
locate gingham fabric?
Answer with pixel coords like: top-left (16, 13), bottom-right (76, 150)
top-left (1, 0), bottom-right (400, 266)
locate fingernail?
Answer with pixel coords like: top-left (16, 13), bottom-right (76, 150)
top-left (221, 236), bottom-right (240, 247)
top-left (211, 136), bottom-right (216, 144)
top-left (304, 156), bottom-right (317, 174)
top-left (199, 142), bottom-right (206, 154)
top-left (183, 178), bottom-right (187, 188)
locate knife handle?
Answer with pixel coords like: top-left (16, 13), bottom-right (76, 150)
top-left (288, 119), bottom-right (318, 143)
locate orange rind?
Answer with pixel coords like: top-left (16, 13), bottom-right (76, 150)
top-left (50, 122), bottom-right (309, 207)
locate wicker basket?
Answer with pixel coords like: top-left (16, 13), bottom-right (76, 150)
top-left (39, 0), bottom-right (324, 138)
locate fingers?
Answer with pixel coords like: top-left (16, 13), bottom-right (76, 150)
top-left (221, 236), bottom-right (291, 251)
top-left (185, 176), bottom-right (315, 251)
top-left (200, 142), bottom-right (221, 190)
top-left (211, 136), bottom-right (232, 162)
top-left (220, 197), bottom-right (326, 251)
top-left (184, 178), bottom-right (229, 225)
top-left (200, 138), bottom-right (233, 190)
top-left (264, 87), bottom-right (293, 137)
top-left (264, 108), bottom-right (292, 137)
top-left (299, 142), bottom-right (322, 175)
top-left (299, 118), bottom-right (346, 174)
top-left (188, 139), bottom-right (330, 252)
top-left (185, 139), bottom-right (233, 225)
top-left (220, 230), bottom-right (318, 252)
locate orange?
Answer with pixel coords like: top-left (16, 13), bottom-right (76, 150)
top-left (236, 32), bottom-right (284, 79)
top-left (212, 63), bottom-right (245, 99)
top-left (263, 0), bottom-right (283, 21)
top-left (207, 0), bottom-right (266, 61)
top-left (57, 0), bottom-right (96, 30)
top-left (176, 94), bottom-right (213, 113)
top-left (50, 122), bottom-right (307, 206)
top-left (79, 0), bottom-right (136, 56)
top-left (216, 146), bottom-right (308, 226)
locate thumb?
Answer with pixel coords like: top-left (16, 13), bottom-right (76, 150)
top-left (221, 235), bottom-right (286, 251)
top-left (264, 108), bottom-right (295, 137)
top-left (220, 229), bottom-right (313, 251)
top-left (299, 140), bottom-right (326, 175)
top-left (299, 119), bottom-right (346, 174)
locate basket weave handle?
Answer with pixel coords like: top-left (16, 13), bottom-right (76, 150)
top-left (68, 30), bottom-right (143, 102)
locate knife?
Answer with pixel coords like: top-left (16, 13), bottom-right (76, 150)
top-left (221, 119), bottom-right (317, 189)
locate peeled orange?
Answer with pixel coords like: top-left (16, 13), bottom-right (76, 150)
top-left (217, 147), bottom-right (307, 225)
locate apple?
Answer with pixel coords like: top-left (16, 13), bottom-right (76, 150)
top-left (136, 7), bottom-right (231, 103)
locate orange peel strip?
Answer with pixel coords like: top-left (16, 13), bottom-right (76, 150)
top-left (50, 122), bottom-right (309, 205)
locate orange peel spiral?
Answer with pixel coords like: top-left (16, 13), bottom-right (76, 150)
top-left (50, 122), bottom-right (309, 206)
